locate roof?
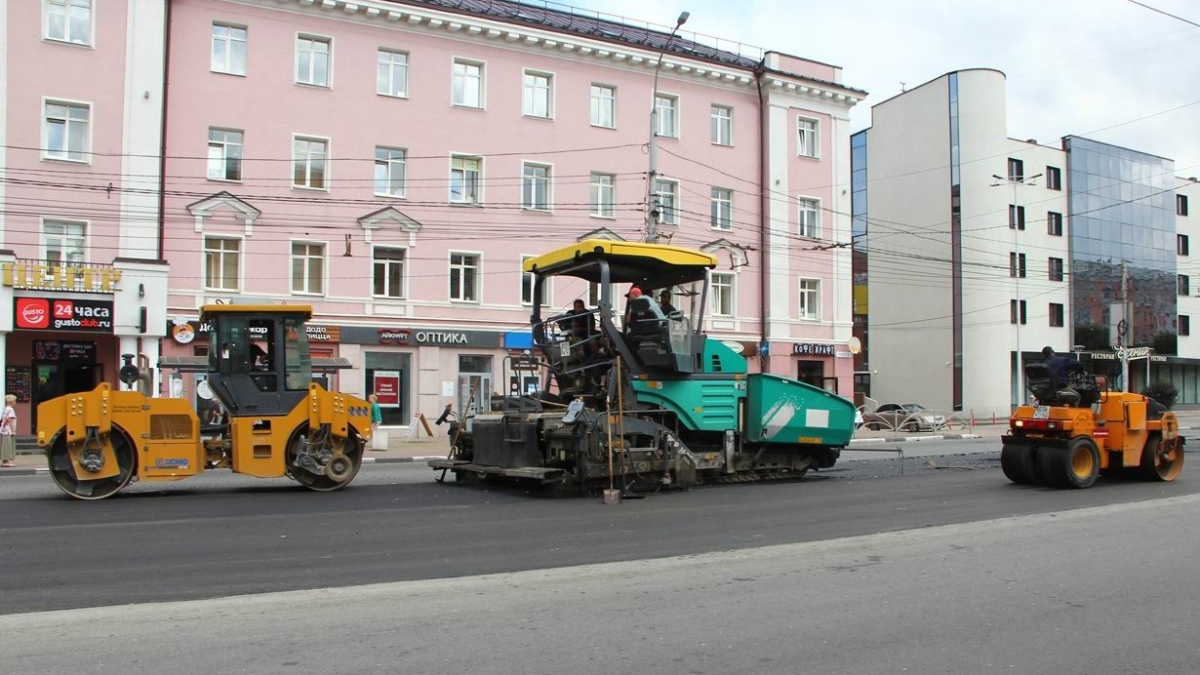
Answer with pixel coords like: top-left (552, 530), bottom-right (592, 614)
top-left (524, 239), bottom-right (717, 287)
top-left (199, 304), bottom-right (314, 319)
top-left (392, 0), bottom-right (762, 70)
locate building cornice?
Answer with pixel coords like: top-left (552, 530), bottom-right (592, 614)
top-left (234, 0), bottom-right (862, 106)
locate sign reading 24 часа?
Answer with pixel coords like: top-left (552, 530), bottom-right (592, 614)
top-left (15, 298), bottom-right (114, 333)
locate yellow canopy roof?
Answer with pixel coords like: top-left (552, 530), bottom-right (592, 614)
top-left (523, 240), bottom-right (718, 286)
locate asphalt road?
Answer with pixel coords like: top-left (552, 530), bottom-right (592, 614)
top-left (1, 445), bottom-right (1195, 617)
top-left (2, 485), bottom-right (1197, 674)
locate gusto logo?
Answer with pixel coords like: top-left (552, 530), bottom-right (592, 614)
top-left (16, 298), bottom-right (50, 329)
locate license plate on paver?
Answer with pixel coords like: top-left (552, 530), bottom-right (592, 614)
top-left (1034, 405), bottom-right (1050, 419)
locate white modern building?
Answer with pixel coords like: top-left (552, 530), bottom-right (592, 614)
top-left (854, 69), bottom-right (1200, 415)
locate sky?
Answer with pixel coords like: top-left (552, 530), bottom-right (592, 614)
top-left (564, 0), bottom-right (1200, 175)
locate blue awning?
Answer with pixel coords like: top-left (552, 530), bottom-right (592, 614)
top-left (504, 331), bottom-right (534, 349)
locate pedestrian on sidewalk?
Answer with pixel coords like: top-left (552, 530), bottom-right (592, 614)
top-left (368, 394), bottom-right (384, 450)
top-left (1, 394), bottom-right (16, 467)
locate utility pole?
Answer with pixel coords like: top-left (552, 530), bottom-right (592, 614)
top-left (991, 170), bottom-right (1041, 405)
top-left (645, 11), bottom-right (690, 243)
top-left (1121, 259), bottom-right (1130, 392)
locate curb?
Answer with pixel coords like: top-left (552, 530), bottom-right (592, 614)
top-left (851, 433), bottom-right (983, 444)
top-left (363, 455), bottom-right (445, 464)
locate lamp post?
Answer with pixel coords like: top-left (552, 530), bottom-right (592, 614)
top-left (992, 171), bottom-right (1042, 404)
top-left (645, 11), bottom-right (690, 243)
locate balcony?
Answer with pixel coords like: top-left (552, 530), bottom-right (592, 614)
top-left (1, 260), bottom-right (122, 294)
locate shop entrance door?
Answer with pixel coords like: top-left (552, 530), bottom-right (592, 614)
top-left (32, 362), bottom-right (101, 434)
top-left (797, 360), bottom-right (824, 389)
top-left (458, 355), bottom-right (493, 430)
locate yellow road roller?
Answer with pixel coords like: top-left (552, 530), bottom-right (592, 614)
top-left (36, 304), bottom-right (371, 500)
top-left (1002, 363), bottom-right (1184, 488)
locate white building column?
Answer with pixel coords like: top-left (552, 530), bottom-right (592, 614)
top-left (119, 0), bottom-right (166, 258)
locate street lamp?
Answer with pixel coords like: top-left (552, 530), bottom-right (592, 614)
top-left (991, 171), bottom-right (1042, 405)
top-left (645, 11), bottom-right (690, 243)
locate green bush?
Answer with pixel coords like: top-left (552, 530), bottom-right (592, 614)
top-left (1151, 332), bottom-right (1178, 356)
top-left (1141, 381), bottom-right (1179, 409)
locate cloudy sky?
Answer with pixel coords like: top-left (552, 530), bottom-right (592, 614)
top-left (568, 0), bottom-right (1200, 175)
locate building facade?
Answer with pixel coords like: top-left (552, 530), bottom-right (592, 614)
top-left (157, 0), bottom-right (866, 426)
top-left (3, 0), bottom-right (866, 433)
top-left (0, 0), bottom-right (169, 435)
top-left (855, 69), bottom-right (1200, 415)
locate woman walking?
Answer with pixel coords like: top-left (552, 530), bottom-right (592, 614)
top-left (368, 394), bottom-right (384, 451)
top-left (0, 394), bottom-right (17, 467)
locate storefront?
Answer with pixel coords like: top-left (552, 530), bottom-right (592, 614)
top-left (791, 342), bottom-right (842, 393)
top-left (6, 297), bottom-right (120, 434)
top-left (339, 326), bottom-right (506, 429)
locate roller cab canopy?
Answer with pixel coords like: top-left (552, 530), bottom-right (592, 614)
top-left (523, 240), bottom-right (717, 289)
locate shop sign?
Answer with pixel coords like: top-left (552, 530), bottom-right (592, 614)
top-left (33, 340), bottom-right (96, 362)
top-left (340, 326), bottom-right (503, 348)
top-left (374, 370), bottom-right (401, 407)
top-left (168, 318), bottom-right (341, 345)
top-left (16, 297), bottom-right (113, 332)
top-left (792, 343), bottom-right (836, 356)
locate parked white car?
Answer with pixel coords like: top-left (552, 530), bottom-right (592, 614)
top-left (861, 403), bottom-right (946, 432)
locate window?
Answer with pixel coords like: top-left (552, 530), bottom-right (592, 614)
top-left (212, 24), bottom-right (247, 75)
top-left (292, 137), bottom-right (327, 189)
top-left (653, 178), bottom-right (679, 225)
top-left (450, 155), bottom-right (481, 204)
top-left (374, 147), bottom-right (406, 197)
top-left (449, 253), bottom-right (479, 302)
top-left (372, 247), bottom-right (405, 298)
top-left (1048, 257), bottom-right (1064, 282)
top-left (1009, 252), bottom-right (1026, 278)
top-left (207, 128), bottom-right (243, 181)
top-left (377, 49), bottom-right (409, 97)
top-left (590, 85), bottom-right (615, 128)
top-left (1179, 234), bottom-right (1190, 256)
top-left (296, 36), bottom-right (331, 87)
top-left (1179, 274), bottom-right (1190, 296)
top-left (590, 173), bottom-right (615, 218)
top-left (798, 278), bottom-right (820, 320)
top-left (711, 273), bottom-right (734, 316)
top-left (204, 237), bottom-right (240, 291)
top-left (711, 105), bottom-right (732, 146)
top-left (519, 255), bottom-right (549, 305)
top-left (523, 71), bottom-right (552, 118)
top-left (1181, 315), bottom-right (1191, 337)
top-left (44, 101), bottom-right (90, 162)
top-left (1010, 299), bottom-right (1027, 325)
top-left (522, 163), bottom-right (551, 211)
top-left (1180, 194), bottom-right (1190, 217)
top-left (1047, 211), bottom-right (1063, 236)
top-left (798, 197), bottom-right (820, 238)
top-left (291, 242), bottom-right (325, 294)
top-left (1046, 166), bottom-right (1062, 191)
top-left (797, 117), bottom-right (819, 158)
top-left (452, 59), bottom-right (483, 108)
top-left (655, 94), bottom-right (678, 138)
top-left (46, 0), bottom-right (91, 45)
top-left (1049, 303), bottom-right (1064, 328)
top-left (44, 220), bottom-right (85, 265)
top-left (1009, 205), bottom-right (1025, 230)
top-left (1007, 158), bottom-right (1024, 181)
top-left (711, 188), bottom-right (733, 230)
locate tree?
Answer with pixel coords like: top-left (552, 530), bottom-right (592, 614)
top-left (1151, 331), bottom-right (1177, 356)
top-left (1074, 324), bottom-right (1110, 351)
top-left (1141, 381), bottom-right (1179, 409)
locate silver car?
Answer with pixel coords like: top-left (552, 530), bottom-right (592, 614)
top-left (861, 403), bottom-right (946, 432)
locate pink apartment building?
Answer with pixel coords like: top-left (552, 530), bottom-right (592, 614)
top-left (5, 0), bottom-right (865, 433)
top-left (1, 0), bottom-right (168, 435)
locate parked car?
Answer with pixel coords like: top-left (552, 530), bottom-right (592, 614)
top-left (861, 403), bottom-right (946, 431)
